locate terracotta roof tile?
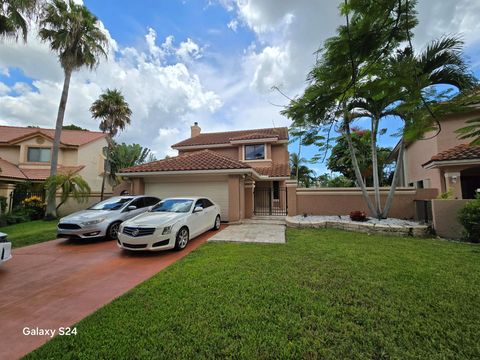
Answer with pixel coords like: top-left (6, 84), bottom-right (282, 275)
top-left (253, 163), bottom-right (290, 178)
top-left (0, 158), bottom-right (27, 180)
top-left (172, 127), bottom-right (288, 147)
top-left (120, 150), bottom-right (251, 173)
top-left (0, 125), bottom-right (106, 146)
top-left (0, 158), bottom-right (83, 181)
top-left (21, 166), bottom-right (85, 181)
top-left (229, 132), bottom-right (279, 141)
top-left (423, 144), bottom-right (480, 166)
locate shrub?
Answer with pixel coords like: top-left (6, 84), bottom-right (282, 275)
top-left (0, 196), bottom-right (7, 214)
top-left (438, 188), bottom-right (454, 200)
top-left (22, 195), bottom-right (45, 220)
top-left (350, 210), bottom-right (367, 222)
top-left (458, 196), bottom-right (480, 243)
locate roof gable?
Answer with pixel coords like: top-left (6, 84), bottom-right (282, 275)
top-left (172, 127), bottom-right (288, 148)
top-left (120, 149), bottom-right (251, 173)
top-left (0, 126), bottom-right (106, 147)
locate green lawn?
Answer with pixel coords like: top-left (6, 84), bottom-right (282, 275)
top-left (0, 220), bottom-right (57, 248)
top-left (26, 228), bottom-right (480, 359)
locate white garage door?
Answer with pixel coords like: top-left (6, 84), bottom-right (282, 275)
top-left (145, 179), bottom-right (229, 221)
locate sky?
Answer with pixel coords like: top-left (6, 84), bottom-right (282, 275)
top-left (1, 0), bottom-right (480, 175)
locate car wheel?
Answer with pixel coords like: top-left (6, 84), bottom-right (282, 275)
top-left (213, 215), bottom-right (221, 230)
top-left (175, 227), bottom-right (189, 250)
top-left (107, 222), bottom-right (121, 240)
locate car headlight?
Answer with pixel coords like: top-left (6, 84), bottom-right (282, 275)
top-left (81, 218), bottom-right (106, 226)
top-left (162, 225), bottom-right (172, 235)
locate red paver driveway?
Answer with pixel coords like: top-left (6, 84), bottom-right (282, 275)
top-left (0, 226), bottom-right (224, 360)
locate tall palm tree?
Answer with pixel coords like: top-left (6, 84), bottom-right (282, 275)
top-left (0, 0), bottom-right (38, 41)
top-left (39, 0), bottom-right (108, 218)
top-left (90, 89), bottom-right (132, 200)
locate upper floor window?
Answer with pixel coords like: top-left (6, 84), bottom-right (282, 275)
top-left (27, 147), bottom-right (51, 162)
top-left (245, 144), bottom-right (265, 160)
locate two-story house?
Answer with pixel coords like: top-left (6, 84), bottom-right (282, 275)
top-left (0, 125), bottom-right (110, 208)
top-left (118, 123), bottom-right (291, 222)
top-left (392, 106), bottom-right (480, 199)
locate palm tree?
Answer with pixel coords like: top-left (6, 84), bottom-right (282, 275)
top-left (381, 36), bottom-right (477, 217)
top-left (44, 172), bottom-right (91, 212)
top-left (0, 0), bottom-right (38, 41)
top-left (106, 142), bottom-right (152, 186)
top-left (90, 89), bottom-right (132, 200)
top-left (39, 0), bottom-right (108, 218)
top-left (289, 153), bottom-right (307, 182)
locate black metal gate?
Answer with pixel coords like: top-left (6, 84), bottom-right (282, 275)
top-left (254, 187), bottom-right (288, 216)
top-left (9, 190), bottom-right (45, 210)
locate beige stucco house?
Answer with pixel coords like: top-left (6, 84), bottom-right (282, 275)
top-left (118, 123), bottom-right (291, 222)
top-left (0, 125), bottom-right (110, 209)
top-left (393, 108), bottom-right (480, 199)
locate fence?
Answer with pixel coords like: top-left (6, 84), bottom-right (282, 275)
top-left (286, 183), bottom-right (439, 220)
top-left (9, 190), bottom-right (45, 211)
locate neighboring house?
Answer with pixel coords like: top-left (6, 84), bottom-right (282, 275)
top-left (118, 123), bottom-right (290, 222)
top-left (392, 107), bottom-right (480, 199)
top-left (0, 125), bottom-right (110, 208)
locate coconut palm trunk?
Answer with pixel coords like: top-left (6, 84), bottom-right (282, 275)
top-left (100, 139), bottom-right (112, 201)
top-left (344, 118), bottom-right (378, 217)
top-left (45, 67), bottom-right (72, 218)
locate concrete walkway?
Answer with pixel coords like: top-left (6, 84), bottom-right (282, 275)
top-left (208, 223), bottom-right (285, 243)
top-left (0, 226), bottom-right (224, 360)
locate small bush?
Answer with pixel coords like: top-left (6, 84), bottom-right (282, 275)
top-left (438, 188), bottom-right (454, 200)
top-left (0, 196), bottom-right (7, 214)
top-left (458, 196), bottom-right (480, 243)
top-left (22, 195), bottom-right (45, 220)
top-left (350, 210), bottom-right (367, 222)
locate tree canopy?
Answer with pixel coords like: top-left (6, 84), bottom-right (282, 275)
top-left (282, 0), bottom-right (478, 218)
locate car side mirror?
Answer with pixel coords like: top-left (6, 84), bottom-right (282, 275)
top-left (193, 206), bottom-right (203, 213)
top-left (127, 205), bottom-right (137, 211)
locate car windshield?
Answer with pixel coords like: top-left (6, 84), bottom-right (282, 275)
top-left (151, 199), bottom-right (193, 213)
top-left (88, 197), bottom-right (133, 211)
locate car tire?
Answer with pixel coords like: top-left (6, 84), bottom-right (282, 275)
top-left (175, 227), bottom-right (189, 250)
top-left (212, 215), bottom-right (221, 230)
top-left (106, 221), bottom-right (121, 240)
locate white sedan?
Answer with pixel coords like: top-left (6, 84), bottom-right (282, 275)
top-left (0, 232), bottom-right (12, 265)
top-left (118, 197), bottom-right (221, 251)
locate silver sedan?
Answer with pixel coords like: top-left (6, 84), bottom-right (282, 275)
top-left (57, 196), bottom-right (160, 240)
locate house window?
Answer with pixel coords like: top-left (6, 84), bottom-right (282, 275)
top-left (245, 144), bottom-right (265, 160)
top-left (27, 147), bottom-right (51, 162)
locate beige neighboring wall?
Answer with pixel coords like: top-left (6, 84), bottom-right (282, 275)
top-left (0, 146), bottom-right (20, 164)
top-left (431, 199), bottom-right (469, 240)
top-left (76, 137), bottom-right (110, 193)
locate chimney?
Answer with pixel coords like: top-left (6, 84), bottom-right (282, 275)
top-left (191, 122), bottom-right (201, 137)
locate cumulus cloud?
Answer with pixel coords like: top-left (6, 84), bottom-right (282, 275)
top-left (227, 19), bottom-right (239, 32)
top-left (219, 0), bottom-right (480, 95)
top-left (0, 25), bottom-right (220, 158)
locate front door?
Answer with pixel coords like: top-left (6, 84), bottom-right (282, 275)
top-left (254, 185), bottom-right (287, 216)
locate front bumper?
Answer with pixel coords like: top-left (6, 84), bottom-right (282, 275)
top-left (118, 229), bottom-right (174, 251)
top-left (0, 242), bottom-right (12, 264)
top-left (57, 222), bottom-right (108, 239)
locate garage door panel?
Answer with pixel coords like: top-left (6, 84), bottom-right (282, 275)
top-left (145, 181), bottom-right (229, 221)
